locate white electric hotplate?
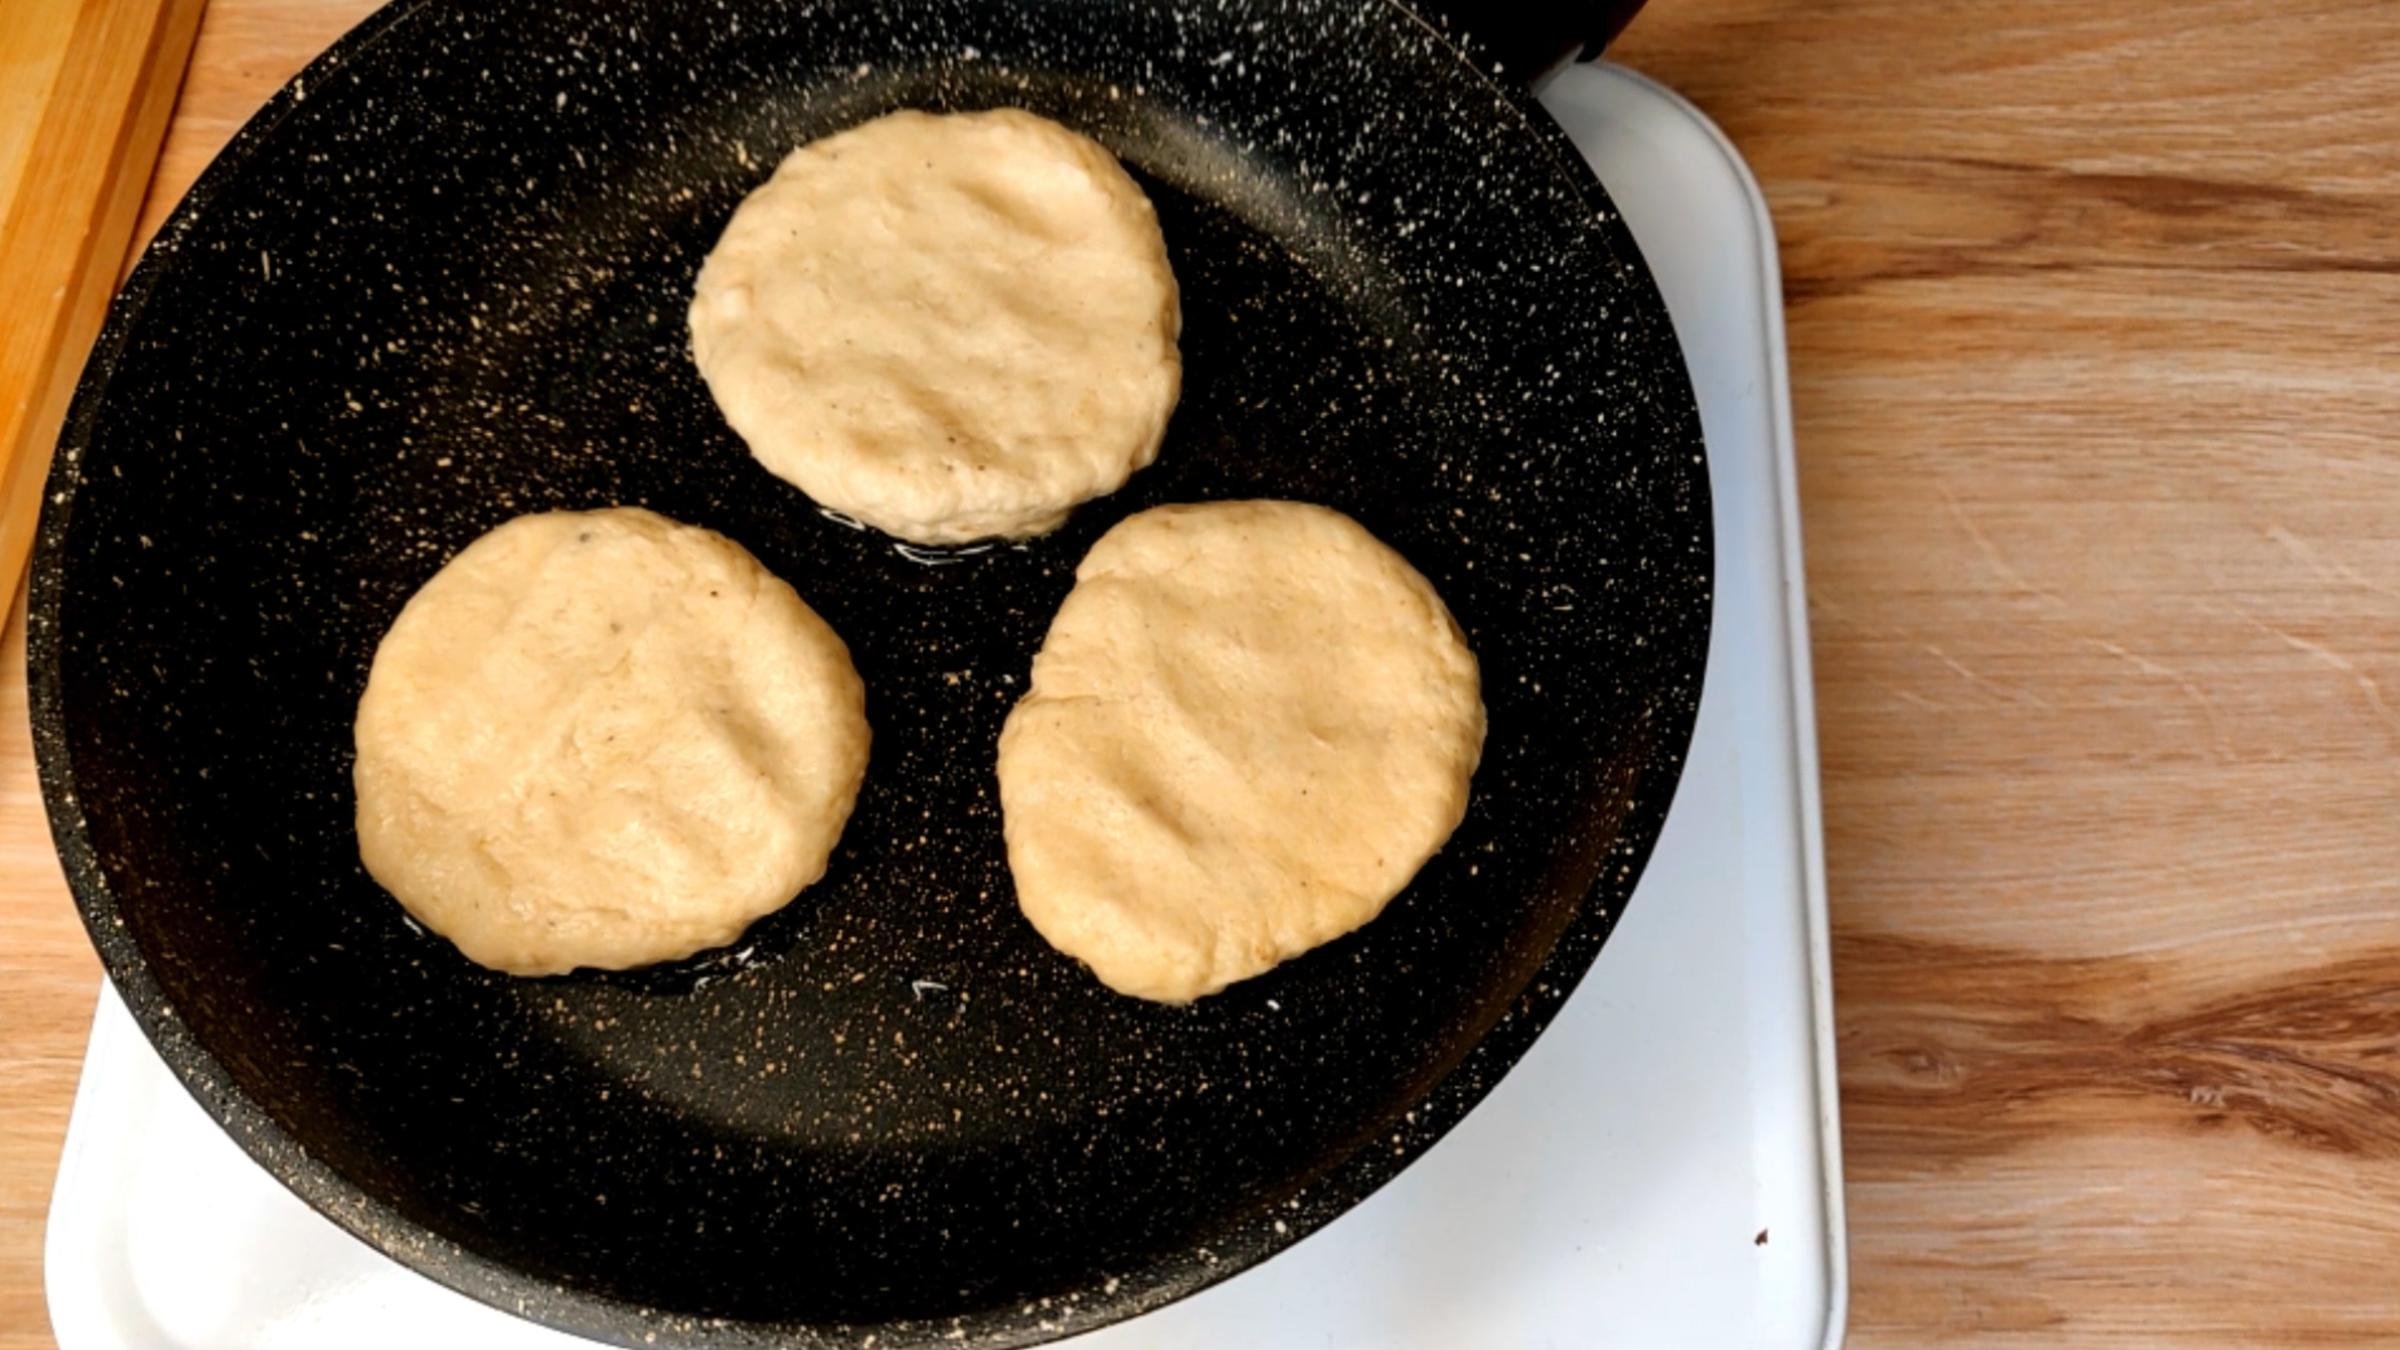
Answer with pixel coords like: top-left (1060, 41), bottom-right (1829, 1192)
top-left (47, 63), bottom-right (1845, 1350)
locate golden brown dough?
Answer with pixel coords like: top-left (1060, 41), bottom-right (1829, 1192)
top-left (998, 500), bottom-right (1484, 1002)
top-left (689, 108), bottom-right (1181, 544)
top-left (353, 508), bottom-right (869, 974)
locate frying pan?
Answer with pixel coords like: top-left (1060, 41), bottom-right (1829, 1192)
top-left (31, 0), bottom-right (1710, 1344)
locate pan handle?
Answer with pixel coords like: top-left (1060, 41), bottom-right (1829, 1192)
top-left (1405, 0), bottom-right (1650, 87)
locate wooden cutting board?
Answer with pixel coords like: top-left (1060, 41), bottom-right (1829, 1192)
top-left (0, 0), bottom-right (208, 616)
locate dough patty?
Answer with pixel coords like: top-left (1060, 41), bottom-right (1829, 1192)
top-left (689, 108), bottom-right (1181, 545)
top-left (353, 508), bottom-right (870, 974)
top-left (997, 500), bottom-right (1485, 1002)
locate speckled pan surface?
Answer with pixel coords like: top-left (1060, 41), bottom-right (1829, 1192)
top-left (28, 0), bottom-right (1709, 1346)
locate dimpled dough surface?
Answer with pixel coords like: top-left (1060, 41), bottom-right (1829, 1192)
top-left (353, 508), bottom-right (870, 975)
top-left (689, 108), bottom-right (1182, 545)
top-left (997, 501), bottom-right (1486, 1003)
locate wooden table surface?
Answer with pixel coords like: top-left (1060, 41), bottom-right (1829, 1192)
top-left (5, 1), bottom-right (2398, 1345)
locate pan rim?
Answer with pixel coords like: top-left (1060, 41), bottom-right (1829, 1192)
top-left (27, 1), bottom-right (1712, 1345)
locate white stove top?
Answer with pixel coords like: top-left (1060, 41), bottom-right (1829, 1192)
top-left (47, 62), bottom-right (1844, 1350)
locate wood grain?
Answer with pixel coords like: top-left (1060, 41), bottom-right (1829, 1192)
top-left (1613, 0), bottom-right (2400, 1343)
top-left (3, 0), bottom-right (2398, 1345)
top-left (0, 5), bottom-right (85, 207)
top-left (0, 0), bottom-right (207, 615)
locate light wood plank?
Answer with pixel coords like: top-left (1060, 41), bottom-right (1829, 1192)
top-left (0, 4), bottom-right (84, 212)
top-left (1616, 1), bottom-right (2400, 1343)
top-left (0, 0), bottom-right (206, 617)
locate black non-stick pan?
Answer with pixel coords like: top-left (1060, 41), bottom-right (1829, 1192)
top-left (31, 0), bottom-right (1709, 1344)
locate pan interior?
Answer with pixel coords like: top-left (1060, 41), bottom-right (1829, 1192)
top-left (37, 0), bottom-right (1707, 1336)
